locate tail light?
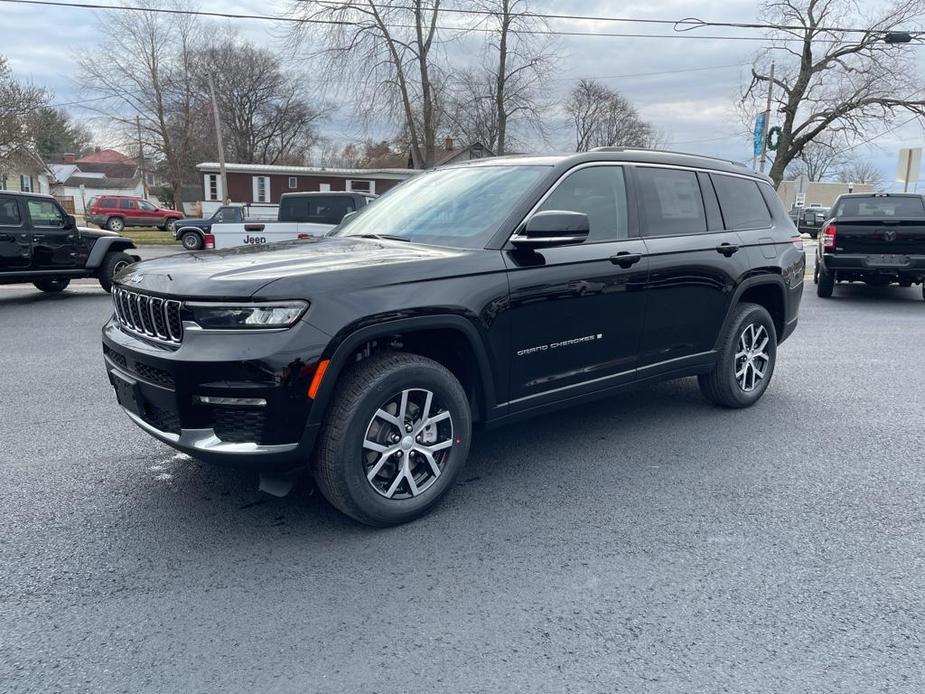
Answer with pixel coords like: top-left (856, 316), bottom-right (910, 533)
top-left (792, 237), bottom-right (804, 250)
top-left (297, 233), bottom-right (311, 240)
top-left (821, 223), bottom-right (837, 250)
top-left (204, 233), bottom-right (215, 250)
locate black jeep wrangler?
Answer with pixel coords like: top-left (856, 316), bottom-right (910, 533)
top-left (102, 150), bottom-right (804, 525)
top-left (0, 191), bottom-right (138, 293)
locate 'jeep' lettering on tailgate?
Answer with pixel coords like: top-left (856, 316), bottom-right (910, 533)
top-left (243, 235), bottom-right (267, 244)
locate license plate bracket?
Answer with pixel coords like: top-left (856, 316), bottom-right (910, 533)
top-left (867, 254), bottom-right (908, 268)
top-left (111, 370), bottom-right (143, 417)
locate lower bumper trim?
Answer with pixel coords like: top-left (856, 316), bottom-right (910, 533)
top-left (122, 407), bottom-right (299, 455)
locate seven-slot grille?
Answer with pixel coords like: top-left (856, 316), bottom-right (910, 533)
top-left (112, 287), bottom-right (183, 343)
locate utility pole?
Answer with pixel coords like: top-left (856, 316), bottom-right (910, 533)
top-left (759, 61), bottom-right (775, 175)
top-left (207, 72), bottom-right (229, 204)
top-left (135, 115), bottom-right (148, 198)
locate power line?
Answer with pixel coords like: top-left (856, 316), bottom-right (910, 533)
top-left (0, 0), bottom-right (895, 44)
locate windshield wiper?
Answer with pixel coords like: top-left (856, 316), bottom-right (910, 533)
top-left (354, 233), bottom-right (411, 242)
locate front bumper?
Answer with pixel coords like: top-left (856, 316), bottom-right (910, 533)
top-left (102, 314), bottom-right (330, 470)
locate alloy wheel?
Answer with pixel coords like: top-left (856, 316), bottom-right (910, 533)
top-left (734, 323), bottom-right (770, 392)
top-left (362, 388), bottom-right (454, 499)
top-left (112, 259), bottom-right (131, 275)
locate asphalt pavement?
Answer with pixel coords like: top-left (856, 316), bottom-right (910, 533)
top-left (1, 260), bottom-right (923, 693)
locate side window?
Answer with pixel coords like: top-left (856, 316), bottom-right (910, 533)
top-left (711, 175), bottom-right (772, 230)
top-left (0, 196), bottom-right (21, 225)
top-left (27, 199), bottom-right (66, 228)
top-left (310, 197), bottom-right (355, 224)
top-left (119, 199), bottom-right (136, 210)
top-left (537, 166), bottom-right (629, 242)
top-left (138, 200), bottom-right (156, 211)
top-left (636, 167), bottom-right (706, 236)
top-left (279, 197), bottom-right (310, 223)
top-left (101, 199), bottom-right (117, 209)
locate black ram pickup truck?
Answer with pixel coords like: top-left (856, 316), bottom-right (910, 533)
top-left (814, 192), bottom-right (925, 299)
top-left (0, 191), bottom-right (138, 293)
top-left (102, 150), bottom-right (804, 525)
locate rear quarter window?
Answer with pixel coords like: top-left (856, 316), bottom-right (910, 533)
top-left (711, 174), bottom-right (772, 230)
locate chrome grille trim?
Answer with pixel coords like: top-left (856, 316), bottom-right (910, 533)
top-left (112, 288), bottom-right (183, 344)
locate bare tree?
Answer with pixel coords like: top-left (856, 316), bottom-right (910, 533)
top-left (287, 1), bottom-right (445, 168)
top-left (786, 132), bottom-right (846, 181)
top-left (0, 55), bottom-right (46, 155)
top-left (745, 0), bottom-right (925, 187)
top-left (195, 39), bottom-right (326, 165)
top-left (445, 0), bottom-right (553, 154)
top-left (838, 157), bottom-right (886, 188)
top-left (566, 79), bottom-right (654, 152)
top-left (79, 0), bottom-right (202, 209)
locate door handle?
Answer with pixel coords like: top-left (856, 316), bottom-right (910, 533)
top-left (716, 243), bottom-right (739, 257)
top-left (609, 251), bottom-right (643, 268)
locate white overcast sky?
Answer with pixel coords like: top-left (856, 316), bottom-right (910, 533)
top-left (3, 0), bottom-right (925, 188)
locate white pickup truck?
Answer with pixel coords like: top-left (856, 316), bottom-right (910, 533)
top-left (207, 192), bottom-right (376, 250)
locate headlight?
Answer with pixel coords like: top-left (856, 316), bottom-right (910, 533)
top-left (186, 301), bottom-right (308, 330)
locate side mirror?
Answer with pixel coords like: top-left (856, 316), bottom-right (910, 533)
top-left (511, 210), bottom-right (590, 248)
top-left (64, 214), bottom-right (77, 230)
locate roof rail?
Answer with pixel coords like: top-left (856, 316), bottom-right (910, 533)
top-left (589, 146), bottom-right (750, 170)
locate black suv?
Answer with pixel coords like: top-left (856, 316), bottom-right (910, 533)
top-left (1, 191), bottom-right (138, 293)
top-left (102, 150), bottom-right (804, 525)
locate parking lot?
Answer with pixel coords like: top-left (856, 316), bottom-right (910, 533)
top-left (1, 257), bottom-right (923, 693)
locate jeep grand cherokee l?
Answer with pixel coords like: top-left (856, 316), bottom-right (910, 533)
top-left (102, 150), bottom-right (804, 526)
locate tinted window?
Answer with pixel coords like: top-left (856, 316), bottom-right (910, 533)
top-left (637, 168), bottom-right (706, 236)
top-left (101, 199), bottom-right (117, 209)
top-left (138, 200), bottom-right (156, 210)
top-left (119, 199), bottom-right (136, 210)
top-left (538, 166), bottom-right (628, 242)
top-left (712, 175), bottom-right (772, 230)
top-left (833, 196), bottom-right (925, 217)
top-left (0, 197), bottom-right (21, 225)
top-left (27, 199), bottom-right (66, 227)
top-left (311, 197), bottom-right (354, 224)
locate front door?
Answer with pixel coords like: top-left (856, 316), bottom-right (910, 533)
top-left (0, 195), bottom-right (31, 270)
top-left (634, 166), bottom-right (751, 376)
top-left (504, 165), bottom-right (649, 409)
top-left (27, 198), bottom-right (79, 270)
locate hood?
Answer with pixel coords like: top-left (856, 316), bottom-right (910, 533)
top-left (79, 226), bottom-right (121, 240)
top-left (175, 217), bottom-right (209, 228)
top-left (114, 235), bottom-right (491, 300)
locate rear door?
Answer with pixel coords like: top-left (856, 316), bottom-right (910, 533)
top-left (27, 198), bottom-right (79, 269)
top-left (504, 164), bottom-right (649, 407)
top-left (119, 199), bottom-right (139, 225)
top-left (635, 166), bottom-right (751, 376)
top-left (0, 195), bottom-right (31, 270)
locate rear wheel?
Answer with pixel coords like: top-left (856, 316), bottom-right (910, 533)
top-left (98, 251), bottom-right (134, 293)
top-left (33, 278), bottom-right (70, 293)
top-left (106, 217), bottom-right (125, 233)
top-left (314, 352), bottom-right (471, 526)
top-left (698, 303), bottom-right (777, 409)
top-left (180, 230), bottom-right (203, 250)
top-left (817, 267), bottom-right (835, 298)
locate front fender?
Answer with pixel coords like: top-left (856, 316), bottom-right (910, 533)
top-left (86, 237), bottom-right (138, 269)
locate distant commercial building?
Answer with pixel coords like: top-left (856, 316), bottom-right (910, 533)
top-left (777, 180), bottom-right (875, 210)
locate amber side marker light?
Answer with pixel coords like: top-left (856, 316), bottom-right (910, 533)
top-left (307, 359), bottom-right (330, 399)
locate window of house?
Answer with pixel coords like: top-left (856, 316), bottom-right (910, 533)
top-left (711, 174), bottom-right (772, 230)
top-left (537, 166), bottom-right (629, 242)
top-left (0, 175), bottom-right (7, 191)
top-left (253, 176), bottom-right (270, 203)
top-left (319, 183), bottom-right (331, 192)
top-left (205, 174), bottom-right (220, 201)
top-left (288, 176), bottom-right (298, 189)
top-left (20, 175), bottom-right (34, 193)
top-left (347, 179), bottom-right (374, 195)
top-left (636, 167), bottom-right (707, 236)
top-left (27, 199), bottom-right (66, 227)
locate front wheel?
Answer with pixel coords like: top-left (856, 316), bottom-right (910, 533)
top-left (98, 251), bottom-right (134, 293)
top-left (33, 278), bottom-right (70, 293)
top-left (314, 352), bottom-right (472, 526)
top-left (698, 303), bottom-right (777, 409)
top-left (165, 218), bottom-right (178, 233)
top-left (180, 230), bottom-right (203, 250)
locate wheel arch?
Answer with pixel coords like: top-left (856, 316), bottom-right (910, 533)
top-left (720, 275), bottom-right (788, 345)
top-left (86, 237), bottom-right (138, 269)
top-left (307, 315), bottom-right (496, 429)
top-left (176, 225), bottom-right (205, 240)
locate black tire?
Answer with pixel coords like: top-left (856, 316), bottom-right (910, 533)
top-left (106, 217), bottom-right (125, 233)
top-left (180, 230), bottom-right (203, 250)
top-left (314, 351), bottom-right (472, 526)
top-left (98, 251), bottom-right (134, 293)
top-left (33, 278), bottom-right (70, 293)
top-left (698, 303), bottom-right (777, 409)
top-left (813, 260), bottom-right (819, 285)
top-left (817, 266), bottom-right (835, 298)
top-left (165, 218), bottom-right (178, 233)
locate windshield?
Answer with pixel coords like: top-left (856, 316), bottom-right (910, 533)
top-left (335, 165), bottom-right (548, 248)
top-left (833, 196), bottom-right (925, 218)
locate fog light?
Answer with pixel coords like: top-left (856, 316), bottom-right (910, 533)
top-left (196, 395), bottom-right (267, 407)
